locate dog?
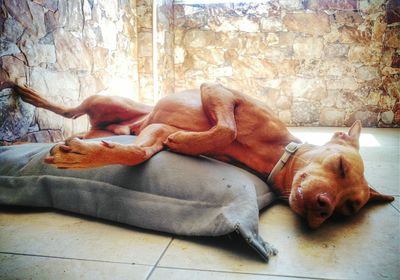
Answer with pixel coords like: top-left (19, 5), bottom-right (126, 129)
top-left (9, 82), bottom-right (394, 229)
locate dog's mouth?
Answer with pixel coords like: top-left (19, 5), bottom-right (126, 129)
top-left (289, 185), bottom-right (332, 229)
top-left (289, 185), bottom-right (305, 217)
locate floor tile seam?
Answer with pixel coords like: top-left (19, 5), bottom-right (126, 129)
top-left (0, 251), bottom-right (153, 267)
top-left (390, 202), bottom-right (400, 213)
top-left (152, 265), bottom-right (345, 280)
top-left (145, 237), bottom-right (175, 280)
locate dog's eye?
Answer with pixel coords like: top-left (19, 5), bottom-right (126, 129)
top-left (345, 200), bottom-right (359, 215)
top-left (338, 156), bottom-right (349, 178)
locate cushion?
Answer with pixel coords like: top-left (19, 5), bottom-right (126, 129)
top-left (0, 136), bottom-right (276, 260)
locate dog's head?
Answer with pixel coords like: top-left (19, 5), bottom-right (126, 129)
top-left (288, 121), bottom-right (394, 229)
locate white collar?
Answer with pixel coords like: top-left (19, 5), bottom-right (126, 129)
top-left (266, 142), bottom-right (302, 186)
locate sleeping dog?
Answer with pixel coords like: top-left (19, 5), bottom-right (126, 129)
top-left (10, 82), bottom-right (394, 229)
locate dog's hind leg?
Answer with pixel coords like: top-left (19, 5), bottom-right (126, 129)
top-left (45, 124), bottom-right (181, 169)
top-left (13, 84), bottom-right (87, 119)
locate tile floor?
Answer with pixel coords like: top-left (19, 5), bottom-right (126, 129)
top-left (1, 127), bottom-right (399, 280)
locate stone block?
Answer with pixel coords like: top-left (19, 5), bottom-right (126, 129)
top-left (387, 0), bottom-right (400, 24)
top-left (191, 48), bottom-right (225, 66)
top-left (327, 77), bottom-right (358, 91)
top-left (278, 32), bottom-right (296, 47)
top-left (356, 66), bottom-right (380, 81)
top-left (236, 33), bottom-right (278, 56)
top-left (338, 26), bottom-right (371, 43)
top-left (79, 75), bottom-right (98, 100)
top-left (3, 17), bottom-right (24, 42)
top-left (92, 47), bottom-right (109, 71)
top-left (291, 78), bottom-right (327, 100)
top-left (207, 66), bottom-right (233, 78)
top-left (30, 67), bottom-right (80, 100)
top-left (232, 57), bottom-right (277, 79)
top-left (394, 102), bottom-right (400, 125)
top-left (138, 56), bottom-right (153, 74)
top-left (384, 26), bottom-right (400, 48)
top-left (1, 56), bottom-right (26, 80)
top-left (359, 0), bottom-right (385, 13)
top-left (345, 111), bottom-right (378, 127)
top-left (331, 11), bottom-right (363, 26)
top-left (366, 90), bottom-right (381, 106)
top-left (381, 111), bottom-right (394, 125)
top-left (19, 37), bottom-right (56, 66)
top-left (26, 1), bottom-right (46, 38)
top-left (57, 0), bottom-right (84, 33)
top-left (44, 10), bottom-right (58, 33)
top-left (33, 0), bottom-right (58, 12)
top-left (53, 29), bottom-right (92, 71)
top-left (174, 46), bottom-right (186, 64)
top-left (0, 88), bottom-right (35, 141)
top-left (379, 95), bottom-right (396, 111)
top-left (291, 102), bottom-right (320, 124)
top-left (280, 0), bottom-right (303, 10)
top-left (279, 110), bottom-right (292, 124)
top-left (384, 79), bottom-right (400, 98)
top-left (276, 96), bottom-right (291, 110)
top-left (209, 17), bottom-right (237, 32)
top-left (282, 60), bottom-right (301, 76)
top-left (260, 17), bottom-right (282, 32)
top-left (4, 0), bottom-right (30, 33)
top-left (283, 12), bottom-right (330, 35)
top-left (324, 44), bottom-right (349, 58)
top-left (99, 18), bottom-right (118, 50)
top-left (233, 16), bottom-right (260, 33)
top-left (320, 109), bottom-right (345, 126)
top-left (0, 39), bottom-right (20, 57)
top-left (183, 30), bottom-right (216, 49)
top-left (372, 15), bottom-right (386, 42)
top-left (305, 0), bottom-right (357, 10)
top-left (99, 0), bottom-right (119, 21)
top-left (293, 37), bottom-right (324, 59)
top-left (348, 45), bottom-right (382, 65)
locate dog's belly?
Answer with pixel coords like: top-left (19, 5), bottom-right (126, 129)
top-left (146, 90), bottom-right (211, 132)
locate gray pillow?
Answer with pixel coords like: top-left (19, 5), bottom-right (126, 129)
top-left (0, 136), bottom-right (276, 260)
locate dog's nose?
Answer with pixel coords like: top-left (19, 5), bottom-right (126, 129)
top-left (316, 193), bottom-right (334, 218)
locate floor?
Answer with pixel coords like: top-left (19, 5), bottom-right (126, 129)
top-left (0, 127), bottom-right (399, 280)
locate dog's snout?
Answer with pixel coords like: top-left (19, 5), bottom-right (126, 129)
top-left (316, 193), bottom-right (334, 218)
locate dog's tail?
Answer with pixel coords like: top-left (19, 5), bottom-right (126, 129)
top-left (6, 82), bottom-right (85, 119)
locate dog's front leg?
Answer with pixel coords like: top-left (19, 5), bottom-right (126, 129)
top-left (45, 138), bottom-right (146, 169)
top-left (45, 124), bottom-right (181, 169)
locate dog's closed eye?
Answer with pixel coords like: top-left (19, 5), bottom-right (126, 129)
top-left (339, 156), bottom-right (346, 178)
top-left (343, 199), bottom-right (360, 215)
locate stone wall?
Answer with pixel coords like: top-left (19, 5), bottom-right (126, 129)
top-left (1, 0), bottom-right (399, 143)
top-left (0, 0), bottom-right (139, 139)
top-left (137, 0), bottom-right (154, 104)
top-left (157, 0), bottom-right (175, 100)
top-left (173, 0), bottom-right (400, 127)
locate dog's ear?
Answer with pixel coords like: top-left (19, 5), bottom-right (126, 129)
top-left (347, 120), bottom-right (362, 149)
top-left (331, 120), bottom-right (362, 148)
top-left (368, 187), bottom-right (395, 203)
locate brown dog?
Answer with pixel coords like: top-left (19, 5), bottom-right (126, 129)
top-left (11, 82), bottom-right (394, 229)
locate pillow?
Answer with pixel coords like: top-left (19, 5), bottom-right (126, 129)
top-left (0, 136), bottom-right (276, 260)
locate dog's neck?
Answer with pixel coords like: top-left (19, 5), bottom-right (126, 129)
top-left (267, 144), bottom-right (313, 199)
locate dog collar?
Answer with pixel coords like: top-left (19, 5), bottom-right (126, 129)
top-left (267, 142), bottom-right (302, 186)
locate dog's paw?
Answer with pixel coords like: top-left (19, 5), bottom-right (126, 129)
top-left (44, 138), bottom-right (106, 169)
top-left (164, 132), bottom-right (198, 155)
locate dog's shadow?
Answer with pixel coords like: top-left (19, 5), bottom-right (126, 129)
top-left (291, 202), bottom-right (394, 243)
